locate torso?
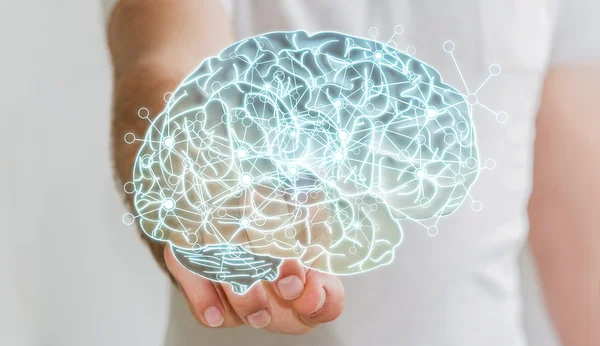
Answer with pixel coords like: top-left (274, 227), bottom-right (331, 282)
top-left (166, 1), bottom-right (556, 345)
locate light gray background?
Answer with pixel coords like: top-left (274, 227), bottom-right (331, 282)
top-left (0, 1), bottom-right (558, 345)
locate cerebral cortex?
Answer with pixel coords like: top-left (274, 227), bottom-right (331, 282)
top-left (128, 31), bottom-right (480, 294)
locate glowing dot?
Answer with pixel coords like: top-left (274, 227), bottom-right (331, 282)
top-left (240, 218), bottom-right (250, 227)
top-left (415, 168), bottom-right (427, 180)
top-left (264, 83), bottom-right (271, 89)
top-left (237, 149), bottom-right (247, 158)
top-left (162, 198), bottom-right (175, 211)
top-left (290, 131), bottom-right (296, 137)
top-left (163, 137), bottom-right (175, 149)
top-left (354, 222), bottom-right (361, 229)
top-left (334, 152), bottom-right (344, 161)
top-left (289, 167), bottom-right (298, 175)
top-left (338, 130), bottom-right (348, 141)
top-left (426, 107), bottom-right (438, 119)
top-left (240, 174), bottom-right (252, 185)
top-left (374, 51), bottom-right (383, 60)
top-left (333, 99), bottom-right (343, 108)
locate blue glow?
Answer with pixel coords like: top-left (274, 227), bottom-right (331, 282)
top-left (123, 30), bottom-right (505, 294)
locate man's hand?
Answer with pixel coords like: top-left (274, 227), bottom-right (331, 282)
top-left (166, 249), bottom-right (344, 333)
top-left (108, 0), bottom-right (344, 334)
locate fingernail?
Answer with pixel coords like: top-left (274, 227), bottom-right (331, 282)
top-left (247, 309), bottom-right (271, 328)
top-left (312, 288), bottom-right (326, 314)
top-left (204, 306), bottom-right (224, 327)
top-left (277, 275), bottom-right (304, 300)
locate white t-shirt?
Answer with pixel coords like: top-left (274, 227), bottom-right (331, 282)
top-left (102, 1), bottom-right (599, 345)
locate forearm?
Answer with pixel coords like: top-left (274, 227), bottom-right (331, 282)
top-left (528, 63), bottom-right (600, 346)
top-left (108, 0), bottom-right (233, 274)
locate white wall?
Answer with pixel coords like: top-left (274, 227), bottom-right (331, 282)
top-left (0, 1), bottom-right (168, 345)
top-left (0, 1), bottom-right (558, 345)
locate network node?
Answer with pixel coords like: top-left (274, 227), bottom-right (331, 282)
top-left (240, 174), bottom-right (253, 185)
top-left (163, 136), bottom-right (175, 149)
top-left (466, 93), bottom-right (478, 105)
top-left (415, 168), bottom-right (427, 180)
top-left (237, 149), bottom-right (248, 158)
top-left (338, 130), bottom-right (349, 141)
top-left (162, 198), bottom-right (176, 211)
top-left (426, 107), bottom-right (438, 119)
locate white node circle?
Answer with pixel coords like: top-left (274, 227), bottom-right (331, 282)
top-left (338, 130), bottom-right (349, 141)
top-left (334, 152), bottom-right (344, 161)
top-left (122, 213), bottom-right (135, 225)
top-left (496, 111), bottom-right (509, 123)
top-left (415, 168), bottom-right (427, 180)
top-left (466, 93), bottom-right (478, 105)
top-left (124, 133), bottom-right (136, 144)
top-left (163, 137), bottom-right (175, 149)
top-left (240, 217), bottom-right (250, 227)
top-left (162, 198), bottom-right (176, 211)
top-left (427, 226), bottom-right (439, 237)
top-left (426, 107), bottom-right (438, 119)
top-left (374, 51), bottom-right (384, 60)
top-left (489, 64), bottom-right (502, 75)
top-left (240, 174), bottom-right (252, 185)
top-left (237, 149), bottom-right (247, 158)
top-left (443, 40), bottom-right (455, 52)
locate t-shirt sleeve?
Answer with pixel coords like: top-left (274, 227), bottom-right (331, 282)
top-left (549, 0), bottom-right (600, 65)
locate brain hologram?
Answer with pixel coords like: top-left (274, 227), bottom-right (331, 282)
top-left (125, 30), bottom-right (487, 294)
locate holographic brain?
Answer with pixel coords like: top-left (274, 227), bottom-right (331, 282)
top-left (128, 31), bottom-right (479, 294)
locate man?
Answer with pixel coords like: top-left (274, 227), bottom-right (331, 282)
top-left (105, 1), bottom-right (599, 345)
